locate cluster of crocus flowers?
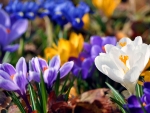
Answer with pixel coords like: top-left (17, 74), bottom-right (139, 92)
top-left (92, 0), bottom-right (121, 17)
top-left (124, 82), bottom-right (150, 113)
top-left (29, 55), bottom-right (74, 89)
top-left (72, 36), bottom-right (117, 79)
top-left (0, 9), bottom-right (28, 52)
top-left (0, 55), bottom-right (73, 93)
top-left (95, 36), bottom-right (150, 95)
top-left (5, 0), bottom-right (90, 29)
top-left (44, 32), bottom-right (84, 65)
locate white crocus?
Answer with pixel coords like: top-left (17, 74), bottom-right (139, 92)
top-left (95, 43), bottom-right (150, 95)
top-left (116, 36), bottom-right (142, 48)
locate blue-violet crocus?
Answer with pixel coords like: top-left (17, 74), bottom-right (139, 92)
top-left (0, 9), bottom-right (28, 52)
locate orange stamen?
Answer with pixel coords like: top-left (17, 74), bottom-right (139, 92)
top-left (80, 57), bottom-right (85, 61)
top-left (43, 67), bottom-right (48, 72)
top-left (143, 102), bottom-right (147, 106)
top-left (119, 55), bottom-right (129, 65)
top-left (10, 75), bottom-right (14, 80)
top-left (119, 42), bottom-right (126, 47)
top-left (6, 29), bottom-right (11, 33)
top-left (102, 46), bottom-right (106, 52)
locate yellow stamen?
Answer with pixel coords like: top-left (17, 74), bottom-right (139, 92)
top-left (119, 42), bottom-right (126, 47)
top-left (119, 55), bottom-right (129, 65)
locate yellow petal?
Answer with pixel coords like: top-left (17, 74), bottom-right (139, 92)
top-left (82, 13), bottom-right (90, 29)
top-left (92, 0), bottom-right (121, 17)
top-left (44, 47), bottom-right (58, 60)
top-left (141, 71), bottom-right (150, 76)
top-left (144, 74), bottom-right (150, 82)
top-left (143, 59), bottom-right (150, 71)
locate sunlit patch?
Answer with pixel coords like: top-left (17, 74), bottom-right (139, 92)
top-left (6, 29), bottom-right (10, 33)
top-left (119, 42), bottom-right (126, 47)
top-left (43, 67), bottom-right (48, 72)
top-left (10, 75), bottom-right (14, 80)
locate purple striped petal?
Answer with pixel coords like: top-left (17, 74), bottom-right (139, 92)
top-left (0, 79), bottom-right (19, 91)
top-left (13, 72), bottom-right (27, 95)
top-left (38, 58), bottom-right (48, 70)
top-left (49, 55), bottom-right (60, 70)
top-left (43, 68), bottom-right (57, 86)
top-left (28, 71), bottom-right (40, 82)
top-left (8, 19), bottom-right (28, 44)
top-left (3, 44), bottom-right (19, 52)
top-left (59, 61), bottom-right (74, 79)
top-left (0, 70), bottom-right (11, 80)
top-left (0, 9), bottom-right (10, 28)
top-left (0, 63), bottom-right (16, 76)
top-left (0, 25), bottom-right (7, 47)
top-left (16, 57), bottom-right (27, 78)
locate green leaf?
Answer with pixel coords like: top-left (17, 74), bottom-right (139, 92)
top-left (7, 92), bottom-right (26, 113)
top-left (135, 84), bottom-right (143, 97)
top-left (105, 82), bottom-right (125, 104)
top-left (40, 72), bottom-right (47, 113)
top-left (65, 77), bottom-right (76, 101)
top-left (54, 72), bottom-right (60, 96)
top-left (110, 97), bottom-right (127, 113)
top-left (60, 74), bottom-right (69, 94)
top-left (28, 83), bottom-right (37, 111)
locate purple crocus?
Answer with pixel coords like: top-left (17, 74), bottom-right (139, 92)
top-left (72, 36), bottom-right (117, 79)
top-left (124, 82), bottom-right (150, 113)
top-left (29, 55), bottom-right (74, 87)
top-left (0, 9), bottom-right (28, 52)
top-left (0, 57), bottom-right (27, 95)
top-left (82, 36), bottom-right (117, 60)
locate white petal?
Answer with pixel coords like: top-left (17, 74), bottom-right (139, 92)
top-left (133, 36), bottom-right (142, 45)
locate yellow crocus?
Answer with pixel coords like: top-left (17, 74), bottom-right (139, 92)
top-left (44, 32), bottom-right (84, 65)
top-left (82, 13), bottom-right (90, 29)
top-left (92, 0), bottom-right (121, 17)
top-left (138, 59), bottom-right (150, 85)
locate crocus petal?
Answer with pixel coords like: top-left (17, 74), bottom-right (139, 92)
top-left (95, 55), bottom-right (124, 83)
top-left (0, 9), bottom-right (10, 28)
top-left (59, 61), bottom-right (74, 79)
top-left (127, 95), bottom-right (141, 106)
top-left (133, 36), bottom-right (142, 45)
top-left (0, 63), bottom-right (16, 76)
top-left (90, 36), bottom-right (102, 46)
top-left (83, 42), bottom-right (91, 53)
top-left (43, 68), bottom-right (57, 86)
top-left (0, 25), bottom-right (7, 47)
top-left (0, 70), bottom-right (12, 80)
top-left (8, 19), bottom-right (28, 44)
top-left (49, 55), bottom-right (60, 70)
top-left (16, 57), bottom-right (27, 78)
top-left (38, 58), bottom-right (48, 70)
top-left (91, 45), bottom-right (102, 58)
top-left (3, 44), bottom-right (19, 52)
top-left (102, 36), bottom-right (116, 46)
top-left (0, 79), bottom-right (19, 91)
top-left (28, 71), bottom-right (40, 82)
top-left (13, 72), bottom-right (27, 94)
